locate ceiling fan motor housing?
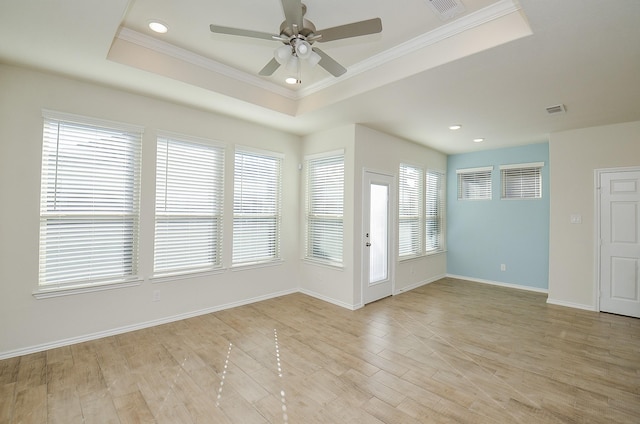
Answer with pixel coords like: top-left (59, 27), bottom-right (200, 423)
top-left (279, 19), bottom-right (317, 41)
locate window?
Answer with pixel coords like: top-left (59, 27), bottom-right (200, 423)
top-left (425, 170), bottom-right (445, 252)
top-left (457, 166), bottom-right (493, 200)
top-left (399, 164), bottom-right (423, 257)
top-left (501, 162), bottom-right (543, 199)
top-left (38, 110), bottom-right (142, 289)
top-left (154, 135), bottom-right (224, 275)
top-left (305, 151), bottom-right (344, 265)
top-left (233, 148), bottom-right (283, 266)
top-left (399, 164), bottom-right (445, 259)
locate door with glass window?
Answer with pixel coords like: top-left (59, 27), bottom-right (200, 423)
top-left (363, 171), bottom-right (395, 304)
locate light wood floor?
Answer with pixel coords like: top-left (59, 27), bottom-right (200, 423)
top-left (1, 278), bottom-right (639, 423)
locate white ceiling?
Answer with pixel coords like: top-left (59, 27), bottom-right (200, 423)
top-left (1, 0), bottom-right (639, 154)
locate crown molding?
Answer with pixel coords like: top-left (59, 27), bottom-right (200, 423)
top-left (116, 0), bottom-right (522, 101)
top-left (115, 27), bottom-right (298, 100)
top-left (299, 0), bottom-right (523, 96)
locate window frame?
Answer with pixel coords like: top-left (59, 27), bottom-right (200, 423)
top-left (153, 133), bottom-right (225, 278)
top-left (457, 166), bottom-right (493, 200)
top-left (398, 163), bottom-right (423, 259)
top-left (425, 170), bottom-right (446, 253)
top-left (232, 146), bottom-right (283, 267)
top-left (500, 162), bottom-right (544, 200)
top-left (398, 163), bottom-right (446, 261)
top-left (304, 150), bottom-right (345, 267)
top-left (36, 110), bottom-right (143, 296)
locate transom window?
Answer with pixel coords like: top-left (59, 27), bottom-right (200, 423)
top-left (457, 166), bottom-right (493, 200)
top-left (501, 162), bottom-right (543, 199)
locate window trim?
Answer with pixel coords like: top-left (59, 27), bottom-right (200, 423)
top-left (304, 149), bottom-right (345, 267)
top-left (153, 132), bottom-right (226, 278)
top-left (35, 110), bottom-right (143, 297)
top-left (232, 145), bottom-right (284, 268)
top-left (500, 162), bottom-right (544, 200)
top-left (398, 164), bottom-right (446, 261)
top-left (398, 163), bottom-right (424, 260)
top-left (456, 166), bottom-right (493, 200)
top-left (425, 169), bottom-right (446, 254)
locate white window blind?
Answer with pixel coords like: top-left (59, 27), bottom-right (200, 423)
top-left (39, 111), bottom-right (142, 288)
top-left (425, 170), bottom-right (445, 252)
top-left (457, 166), bottom-right (493, 200)
top-left (399, 164), bottom-right (423, 257)
top-left (305, 152), bottom-right (344, 265)
top-left (154, 136), bottom-right (224, 275)
top-left (233, 148), bottom-right (282, 266)
top-left (501, 162), bottom-right (543, 199)
top-left (399, 164), bottom-right (445, 259)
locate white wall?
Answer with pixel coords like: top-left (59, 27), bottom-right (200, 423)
top-left (0, 64), bottom-right (452, 357)
top-left (548, 120), bottom-right (640, 310)
top-left (0, 64), bottom-right (302, 357)
top-left (354, 125), bottom-right (448, 303)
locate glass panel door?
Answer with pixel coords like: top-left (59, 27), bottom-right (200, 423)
top-left (369, 183), bottom-right (389, 284)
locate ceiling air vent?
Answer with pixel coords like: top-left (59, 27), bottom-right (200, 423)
top-left (546, 104), bottom-right (567, 115)
top-left (426, 0), bottom-right (466, 21)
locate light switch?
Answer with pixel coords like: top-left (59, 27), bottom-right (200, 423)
top-left (570, 214), bottom-right (582, 224)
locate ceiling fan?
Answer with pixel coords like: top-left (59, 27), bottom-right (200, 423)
top-left (209, 0), bottom-right (382, 84)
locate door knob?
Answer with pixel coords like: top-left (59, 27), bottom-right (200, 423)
top-left (365, 242), bottom-right (371, 247)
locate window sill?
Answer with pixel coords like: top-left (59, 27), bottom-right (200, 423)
top-left (399, 250), bottom-right (447, 263)
top-left (33, 278), bottom-right (143, 299)
top-left (302, 258), bottom-right (344, 270)
top-left (231, 259), bottom-right (283, 271)
top-left (151, 268), bottom-right (225, 284)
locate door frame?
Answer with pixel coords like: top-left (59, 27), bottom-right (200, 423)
top-left (594, 166), bottom-right (640, 313)
top-left (361, 168), bottom-right (396, 306)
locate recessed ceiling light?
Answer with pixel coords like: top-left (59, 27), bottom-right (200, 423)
top-left (285, 77), bottom-right (300, 85)
top-left (473, 138), bottom-right (484, 143)
top-left (148, 21), bottom-right (168, 34)
top-left (449, 124), bottom-right (462, 130)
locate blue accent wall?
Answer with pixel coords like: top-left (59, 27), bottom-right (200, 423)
top-left (447, 143), bottom-right (549, 290)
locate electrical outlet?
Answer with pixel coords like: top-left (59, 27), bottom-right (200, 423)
top-left (500, 264), bottom-right (506, 272)
top-left (152, 290), bottom-right (160, 302)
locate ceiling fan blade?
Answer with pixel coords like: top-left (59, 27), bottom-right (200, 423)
top-left (209, 24), bottom-right (275, 41)
top-left (312, 47), bottom-right (347, 77)
top-left (281, 0), bottom-right (303, 30)
top-left (259, 58), bottom-right (281, 76)
top-left (317, 18), bottom-right (382, 43)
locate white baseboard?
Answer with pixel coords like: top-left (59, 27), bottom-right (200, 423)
top-left (298, 288), bottom-right (360, 310)
top-left (4, 280), bottom-right (594, 360)
top-left (394, 274), bottom-right (446, 295)
top-left (546, 298), bottom-right (596, 311)
top-left (0, 288), bottom-right (298, 360)
top-left (446, 274), bottom-right (549, 294)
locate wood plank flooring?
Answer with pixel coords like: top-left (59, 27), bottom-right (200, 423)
top-left (1, 277), bottom-right (639, 423)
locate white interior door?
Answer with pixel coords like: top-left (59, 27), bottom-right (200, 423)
top-left (599, 168), bottom-right (640, 318)
top-left (363, 171), bottom-right (395, 304)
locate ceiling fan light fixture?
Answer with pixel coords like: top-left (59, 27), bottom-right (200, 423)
top-left (274, 45), bottom-right (292, 65)
top-left (284, 56), bottom-right (301, 84)
top-left (294, 40), bottom-right (312, 59)
top-left (308, 50), bottom-right (321, 68)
